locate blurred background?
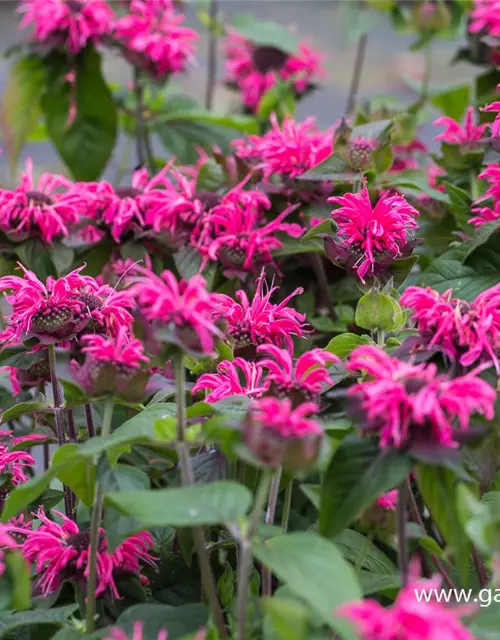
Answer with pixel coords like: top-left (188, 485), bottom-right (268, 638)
top-left (0, 0), bottom-right (476, 175)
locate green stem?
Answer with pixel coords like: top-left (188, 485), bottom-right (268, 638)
top-left (420, 45), bottom-right (432, 104)
top-left (175, 355), bottom-right (227, 638)
top-left (345, 33), bottom-right (368, 117)
top-left (354, 530), bottom-right (375, 573)
top-left (237, 469), bottom-right (273, 640)
top-left (86, 396), bottom-right (114, 633)
top-left (262, 468), bottom-right (282, 597)
top-left (376, 329), bottom-right (386, 347)
top-left (470, 169), bottom-right (479, 202)
top-left (397, 480), bottom-right (409, 586)
top-left (281, 479), bottom-right (293, 533)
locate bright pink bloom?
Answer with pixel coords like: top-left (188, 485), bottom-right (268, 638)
top-left (201, 202), bottom-right (303, 275)
top-left (0, 443), bottom-right (35, 486)
top-left (130, 268), bottom-right (222, 354)
top-left (249, 397), bottom-right (322, 438)
top-left (482, 85), bottom-right (500, 138)
top-left (224, 31), bottom-right (324, 111)
top-left (434, 106), bottom-right (487, 148)
top-left (105, 623), bottom-right (168, 640)
top-left (77, 167), bottom-right (174, 243)
top-left (192, 358), bottom-right (268, 403)
top-left (338, 561), bottom-right (475, 640)
top-left (79, 328), bottom-right (148, 368)
top-left (469, 200), bottom-right (500, 227)
top-left (377, 490), bottom-right (398, 511)
top-left (469, 0), bottom-right (500, 38)
top-left (401, 284), bottom-right (500, 373)
top-left (215, 273), bottom-right (307, 353)
top-left (390, 139), bottom-right (427, 173)
top-left (347, 345), bottom-right (495, 449)
top-left (15, 508), bottom-right (156, 599)
top-left (257, 344), bottom-right (339, 402)
top-left (476, 162), bottom-right (500, 203)
top-left (18, 0), bottom-right (114, 54)
top-left (0, 159), bottom-right (85, 244)
top-left (113, 0), bottom-right (198, 79)
top-left (0, 265), bottom-right (134, 344)
top-left (0, 525), bottom-right (18, 576)
top-left (327, 185), bottom-right (420, 282)
top-left (233, 115), bottom-right (334, 180)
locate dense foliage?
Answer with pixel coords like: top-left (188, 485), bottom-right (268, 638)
top-left (1, 0), bottom-right (500, 638)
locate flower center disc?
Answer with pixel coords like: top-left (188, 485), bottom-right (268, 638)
top-left (252, 46), bottom-right (289, 74)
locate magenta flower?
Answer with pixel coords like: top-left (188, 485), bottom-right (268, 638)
top-left (18, 0), bottom-right (114, 54)
top-left (377, 489), bottom-right (398, 511)
top-left (201, 202), bottom-right (303, 275)
top-left (105, 623), bottom-right (168, 640)
top-left (130, 268), bottom-right (222, 354)
top-left (257, 344), bottom-right (339, 404)
top-left (347, 345), bottom-right (495, 449)
top-left (401, 284), bottom-right (500, 373)
top-left (224, 31), bottom-right (324, 112)
top-left (469, 0), bottom-right (500, 38)
top-left (215, 273), bottom-right (307, 354)
top-left (0, 443), bottom-right (35, 486)
top-left (15, 508), bottom-right (157, 599)
top-left (338, 561), bottom-right (475, 640)
top-left (113, 0), bottom-right (198, 79)
top-left (434, 106), bottom-right (487, 149)
top-left (71, 327), bottom-right (149, 399)
top-left (482, 86), bottom-right (500, 138)
top-left (192, 358), bottom-right (268, 403)
top-left (245, 397), bottom-right (323, 470)
top-left (233, 115), bottom-right (334, 180)
top-left (0, 159), bottom-right (85, 244)
top-left (347, 136), bottom-right (377, 170)
top-left (390, 139), bottom-right (427, 173)
top-left (327, 185), bottom-right (420, 282)
top-left (0, 265), bottom-right (134, 344)
top-left (0, 525), bottom-right (19, 576)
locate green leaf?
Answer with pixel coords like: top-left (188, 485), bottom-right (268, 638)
top-left (115, 603), bottom-right (208, 640)
top-left (360, 572), bottom-right (401, 596)
top-left (319, 437), bottom-right (412, 538)
top-left (416, 464), bottom-right (471, 584)
top-left (50, 243), bottom-right (75, 275)
top-left (468, 601), bottom-right (500, 639)
top-left (158, 110), bottom-right (258, 134)
top-left (465, 220), bottom-right (500, 259)
top-left (444, 181), bottom-right (471, 230)
top-left (388, 255), bottom-right (419, 288)
top-left (298, 153), bottom-right (354, 182)
top-left (41, 46), bottom-right (117, 180)
top-left (431, 84), bottom-right (470, 121)
top-left (355, 291), bottom-right (405, 332)
top-left (52, 444), bottom-right (96, 507)
top-left (196, 158), bottom-right (225, 191)
top-left (0, 604), bottom-right (78, 638)
top-left (231, 15), bottom-right (299, 54)
top-left (1, 468), bottom-right (56, 521)
top-left (5, 553), bottom-right (30, 611)
top-left (99, 464), bottom-right (150, 493)
top-left (252, 532), bottom-right (361, 639)
top-left (105, 481), bottom-right (252, 527)
top-left (334, 529), bottom-right (397, 575)
top-left (174, 246), bottom-right (202, 280)
top-left (351, 118), bottom-right (393, 143)
top-left (301, 219), bottom-right (334, 242)
top-left (15, 238), bottom-right (56, 280)
top-left (257, 81), bottom-right (296, 122)
top-left (300, 483), bottom-right (321, 509)
top-left (324, 333), bottom-right (372, 358)
top-left (0, 401), bottom-right (48, 424)
top-left (262, 596), bottom-right (310, 640)
top-left (1, 55), bottom-right (46, 176)
top-left (0, 348), bottom-right (27, 367)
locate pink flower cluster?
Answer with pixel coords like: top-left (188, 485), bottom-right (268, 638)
top-left (0, 443), bottom-right (35, 487)
top-left (469, 0), bottom-right (500, 39)
top-left (224, 32), bottom-right (324, 111)
top-left (347, 345), bottom-right (495, 449)
top-left (401, 284), bottom-right (500, 372)
top-left (434, 106), bottom-right (488, 149)
top-left (470, 161), bottom-right (500, 226)
top-left (10, 507), bottom-right (157, 599)
top-left (0, 524), bottom-right (19, 576)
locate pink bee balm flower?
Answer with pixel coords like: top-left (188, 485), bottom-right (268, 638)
top-left (0, 159), bottom-right (85, 244)
top-left (0, 443), bottom-right (35, 486)
top-left (347, 345), bottom-right (495, 449)
top-left (224, 31), bottom-right (324, 112)
top-left (377, 489), bottom-right (398, 511)
top-left (130, 268), bottom-right (223, 355)
top-left (18, 0), bottom-right (114, 54)
top-left (246, 397), bottom-right (323, 470)
top-left (192, 358), bottom-right (268, 403)
top-left (0, 525), bottom-right (18, 576)
top-left (327, 185), bottom-right (420, 282)
top-left (257, 344), bottom-right (339, 404)
top-left (15, 508), bottom-right (156, 599)
top-left (476, 162), bottom-right (500, 203)
top-left (482, 86), bottom-right (500, 138)
top-left (215, 272), bottom-right (307, 355)
top-left (233, 114), bottom-right (334, 180)
top-left (469, 0), bottom-right (500, 38)
top-left (113, 0), bottom-right (198, 79)
top-left (434, 106), bottom-right (488, 149)
top-left (71, 327), bottom-right (149, 399)
top-left (469, 200), bottom-right (500, 227)
top-left (401, 284), bottom-right (500, 373)
top-left (390, 139), bottom-right (427, 173)
top-left (105, 622), bottom-right (168, 640)
top-left (201, 202), bottom-right (303, 275)
top-left (338, 561), bottom-right (475, 640)
top-left (0, 265), bottom-right (134, 344)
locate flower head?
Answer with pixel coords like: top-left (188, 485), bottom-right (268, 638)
top-left (390, 139), bottom-right (427, 173)
top-left (0, 443), bottom-right (35, 486)
top-left (469, 0), bottom-right (500, 38)
top-left (0, 525), bottom-right (18, 576)
top-left (18, 0), bottom-right (114, 54)
top-left (257, 344), bottom-right (339, 405)
top-left (15, 508), bottom-right (157, 599)
top-left (0, 159), bottom-right (85, 244)
top-left (377, 490), bottom-right (398, 511)
top-left (401, 284), bottom-right (500, 373)
top-left (224, 32), bottom-right (324, 112)
top-left (192, 358), bottom-right (268, 403)
top-left (327, 185), bottom-right (420, 282)
top-left (113, 0), bottom-right (198, 79)
top-left (434, 106), bottom-right (487, 149)
top-left (4, 348), bottom-right (51, 395)
top-left (71, 327), bottom-right (149, 399)
top-left (245, 397), bottom-right (323, 470)
top-left (347, 345), bottom-right (495, 449)
top-left (215, 273), bottom-right (307, 355)
top-left (104, 623), bottom-right (168, 640)
top-left (0, 265), bottom-right (134, 344)
top-left (130, 268), bottom-right (222, 355)
top-left (482, 93), bottom-right (500, 138)
top-left (347, 136), bottom-right (377, 170)
top-left (338, 561), bottom-right (475, 640)
top-left (233, 115), bottom-right (334, 180)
